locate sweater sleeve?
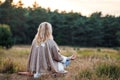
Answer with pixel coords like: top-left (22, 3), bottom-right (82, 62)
top-left (51, 41), bottom-right (63, 62)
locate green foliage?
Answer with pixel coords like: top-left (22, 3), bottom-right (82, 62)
top-left (0, 24), bottom-right (13, 49)
top-left (96, 63), bottom-right (120, 80)
top-left (0, 0), bottom-right (120, 47)
top-left (113, 47), bottom-right (120, 51)
top-left (116, 31), bottom-right (120, 45)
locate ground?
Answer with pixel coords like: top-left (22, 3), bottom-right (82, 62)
top-left (0, 45), bottom-right (120, 80)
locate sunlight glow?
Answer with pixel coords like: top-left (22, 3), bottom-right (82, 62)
top-left (4, 0), bottom-right (120, 16)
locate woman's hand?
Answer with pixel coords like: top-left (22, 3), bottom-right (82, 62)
top-left (70, 54), bottom-right (76, 60)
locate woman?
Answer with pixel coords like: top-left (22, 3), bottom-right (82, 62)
top-left (18, 22), bottom-right (76, 78)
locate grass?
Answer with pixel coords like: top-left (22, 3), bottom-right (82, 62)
top-left (96, 63), bottom-right (120, 80)
top-left (0, 46), bottom-right (120, 80)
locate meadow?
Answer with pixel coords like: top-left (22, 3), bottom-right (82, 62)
top-left (0, 45), bottom-right (120, 80)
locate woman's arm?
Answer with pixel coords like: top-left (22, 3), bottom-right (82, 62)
top-left (52, 45), bottom-right (63, 62)
top-left (51, 40), bottom-right (76, 62)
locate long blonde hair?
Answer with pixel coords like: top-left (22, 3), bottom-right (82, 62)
top-left (35, 22), bottom-right (53, 45)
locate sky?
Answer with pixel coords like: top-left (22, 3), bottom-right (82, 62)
top-left (2, 0), bottom-right (120, 16)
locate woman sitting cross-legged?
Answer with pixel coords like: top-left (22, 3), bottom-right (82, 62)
top-left (18, 22), bottom-right (76, 78)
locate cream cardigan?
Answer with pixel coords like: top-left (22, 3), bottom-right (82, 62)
top-left (27, 39), bottom-right (69, 75)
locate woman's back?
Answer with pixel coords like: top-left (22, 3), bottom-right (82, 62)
top-left (27, 39), bottom-right (63, 74)
top-left (18, 22), bottom-right (76, 78)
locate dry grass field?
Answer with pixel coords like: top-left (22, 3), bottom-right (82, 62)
top-left (0, 45), bottom-right (120, 80)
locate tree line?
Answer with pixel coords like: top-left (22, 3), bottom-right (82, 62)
top-left (0, 0), bottom-right (120, 48)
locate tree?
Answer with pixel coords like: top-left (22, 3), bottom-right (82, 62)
top-left (0, 0), bottom-right (13, 24)
top-left (0, 0), bottom-right (120, 47)
top-left (32, 1), bottom-right (39, 9)
top-left (85, 12), bottom-right (104, 46)
top-left (0, 24), bottom-right (13, 49)
top-left (16, 0), bottom-right (24, 7)
top-left (102, 15), bottom-right (120, 47)
top-left (116, 31), bottom-right (120, 45)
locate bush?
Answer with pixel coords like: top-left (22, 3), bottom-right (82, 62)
top-left (96, 63), bottom-right (120, 80)
top-left (0, 24), bottom-right (13, 49)
top-left (0, 58), bottom-right (27, 73)
top-left (113, 47), bottom-right (120, 51)
top-left (0, 58), bottom-right (15, 73)
top-left (97, 48), bottom-right (101, 52)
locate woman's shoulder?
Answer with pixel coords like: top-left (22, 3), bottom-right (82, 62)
top-left (31, 39), bottom-right (57, 47)
top-left (46, 39), bottom-right (55, 44)
top-left (46, 39), bottom-right (57, 46)
top-left (32, 39), bottom-right (36, 44)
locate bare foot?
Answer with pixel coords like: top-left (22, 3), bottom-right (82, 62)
top-left (17, 72), bottom-right (33, 76)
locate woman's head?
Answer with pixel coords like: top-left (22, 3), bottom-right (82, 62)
top-left (35, 22), bottom-right (53, 45)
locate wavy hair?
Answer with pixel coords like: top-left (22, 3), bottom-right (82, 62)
top-left (35, 22), bottom-right (53, 45)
